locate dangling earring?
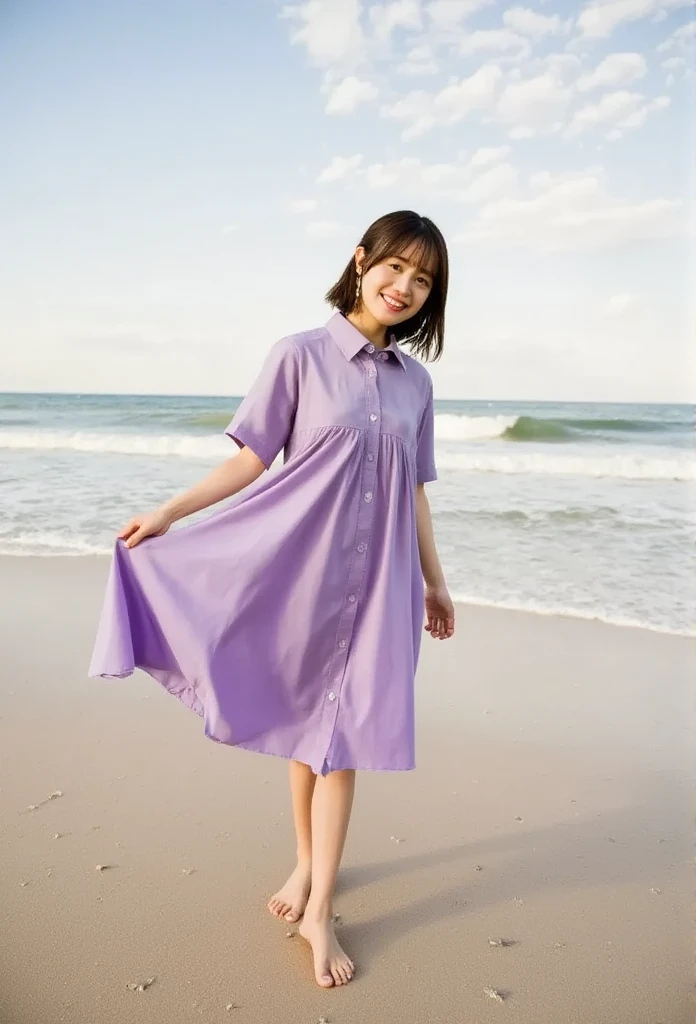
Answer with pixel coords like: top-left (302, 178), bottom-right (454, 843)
top-left (355, 271), bottom-right (362, 301)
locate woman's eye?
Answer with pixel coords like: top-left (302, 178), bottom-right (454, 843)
top-left (389, 263), bottom-right (401, 271)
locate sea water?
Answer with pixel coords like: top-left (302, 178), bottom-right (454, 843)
top-left (1, 393), bottom-right (693, 635)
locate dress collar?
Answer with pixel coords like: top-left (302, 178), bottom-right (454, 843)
top-left (325, 311), bottom-right (407, 371)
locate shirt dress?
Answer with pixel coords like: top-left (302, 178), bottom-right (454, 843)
top-left (88, 311), bottom-right (438, 776)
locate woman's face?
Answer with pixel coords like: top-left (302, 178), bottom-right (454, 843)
top-left (355, 243), bottom-right (434, 327)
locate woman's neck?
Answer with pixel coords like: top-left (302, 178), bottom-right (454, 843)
top-left (345, 309), bottom-right (388, 349)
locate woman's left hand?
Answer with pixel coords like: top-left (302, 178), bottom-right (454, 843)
top-left (424, 584), bottom-right (455, 639)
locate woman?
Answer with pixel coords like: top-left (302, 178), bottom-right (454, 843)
top-left (89, 209), bottom-right (456, 989)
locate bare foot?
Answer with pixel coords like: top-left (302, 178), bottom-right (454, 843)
top-left (299, 912), bottom-right (355, 987)
top-left (267, 862), bottom-right (312, 923)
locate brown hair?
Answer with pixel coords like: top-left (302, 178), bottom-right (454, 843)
top-left (325, 210), bottom-right (449, 362)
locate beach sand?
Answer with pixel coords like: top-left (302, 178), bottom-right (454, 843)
top-left (1, 554), bottom-right (693, 1023)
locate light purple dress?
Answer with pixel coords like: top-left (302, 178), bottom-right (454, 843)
top-left (88, 312), bottom-right (438, 776)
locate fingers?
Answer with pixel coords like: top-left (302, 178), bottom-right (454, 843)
top-left (124, 530), bottom-right (143, 548)
top-left (429, 616), bottom-right (455, 639)
top-left (117, 519), bottom-right (139, 540)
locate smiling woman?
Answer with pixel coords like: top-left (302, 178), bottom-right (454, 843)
top-left (325, 209), bottom-right (449, 361)
top-left (88, 208), bottom-right (454, 990)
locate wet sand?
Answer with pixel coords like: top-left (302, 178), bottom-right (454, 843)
top-left (1, 555), bottom-right (693, 1023)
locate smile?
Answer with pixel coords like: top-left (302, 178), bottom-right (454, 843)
top-left (380, 293), bottom-right (407, 312)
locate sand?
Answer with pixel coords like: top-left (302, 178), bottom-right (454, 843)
top-left (1, 554), bottom-right (693, 1024)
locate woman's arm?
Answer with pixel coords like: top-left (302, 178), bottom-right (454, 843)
top-left (415, 483), bottom-right (455, 639)
top-left (159, 448), bottom-right (266, 524)
top-left (119, 448), bottom-right (267, 548)
top-left (415, 483), bottom-right (445, 587)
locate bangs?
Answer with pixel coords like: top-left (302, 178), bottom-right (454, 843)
top-left (367, 227), bottom-right (440, 280)
top-left (324, 210), bottom-right (449, 362)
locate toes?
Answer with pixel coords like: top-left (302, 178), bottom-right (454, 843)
top-left (285, 909), bottom-right (299, 922)
top-left (318, 973), bottom-right (334, 988)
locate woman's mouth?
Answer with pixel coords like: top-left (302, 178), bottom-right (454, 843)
top-left (380, 293), bottom-right (407, 313)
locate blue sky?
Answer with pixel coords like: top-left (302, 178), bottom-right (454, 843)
top-left (1, 0), bottom-right (693, 401)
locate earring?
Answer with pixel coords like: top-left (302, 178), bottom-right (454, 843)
top-left (355, 272), bottom-right (361, 300)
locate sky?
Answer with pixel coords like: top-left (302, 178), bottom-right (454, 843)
top-left (0, 0), bottom-right (694, 402)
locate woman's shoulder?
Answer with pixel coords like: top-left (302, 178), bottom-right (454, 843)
top-left (279, 324), bottom-right (330, 349)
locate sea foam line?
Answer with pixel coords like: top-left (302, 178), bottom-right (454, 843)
top-left (1, 427), bottom-right (693, 480)
top-left (436, 451), bottom-right (695, 481)
top-left (448, 590), bottom-right (695, 638)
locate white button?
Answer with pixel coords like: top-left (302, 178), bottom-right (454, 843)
top-left (328, 691), bottom-right (336, 701)
top-left (356, 542), bottom-right (367, 553)
top-left (380, 352), bottom-right (389, 361)
top-left (338, 639), bottom-right (347, 648)
top-left (368, 368), bottom-right (376, 377)
top-left (348, 593), bottom-right (356, 603)
top-left (367, 453), bottom-right (374, 461)
top-left (369, 413), bottom-right (377, 422)
top-left (364, 491), bottom-right (372, 502)
top-left (366, 343), bottom-right (375, 353)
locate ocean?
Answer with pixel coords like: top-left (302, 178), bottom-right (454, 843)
top-left (1, 393), bottom-right (693, 636)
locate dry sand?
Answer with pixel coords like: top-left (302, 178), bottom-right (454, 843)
top-left (1, 554), bottom-right (693, 1024)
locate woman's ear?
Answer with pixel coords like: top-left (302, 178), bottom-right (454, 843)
top-left (354, 245), bottom-right (366, 273)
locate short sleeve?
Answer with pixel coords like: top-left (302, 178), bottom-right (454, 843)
top-left (415, 376), bottom-right (437, 484)
top-left (225, 337), bottom-right (299, 469)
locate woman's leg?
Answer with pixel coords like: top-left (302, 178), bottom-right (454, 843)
top-left (267, 759), bottom-right (316, 922)
top-left (299, 768), bottom-right (356, 987)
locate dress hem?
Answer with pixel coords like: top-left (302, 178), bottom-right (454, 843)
top-left (90, 665), bottom-right (416, 776)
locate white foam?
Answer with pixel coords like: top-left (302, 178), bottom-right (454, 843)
top-left (0, 531), bottom-right (111, 556)
top-left (437, 451), bottom-right (695, 481)
top-left (0, 429), bottom-right (231, 460)
top-left (1, 425), bottom-right (693, 481)
top-left (449, 591), bottom-right (695, 637)
top-left (433, 413), bottom-right (517, 441)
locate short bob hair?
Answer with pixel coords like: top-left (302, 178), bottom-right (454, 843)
top-left (325, 210), bottom-right (448, 362)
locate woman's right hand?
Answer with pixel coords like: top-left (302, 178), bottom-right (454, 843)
top-left (118, 508), bottom-right (173, 549)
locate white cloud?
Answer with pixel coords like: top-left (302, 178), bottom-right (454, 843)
top-left (603, 293), bottom-right (637, 314)
top-left (457, 162), bottom-right (519, 202)
top-left (426, 0), bottom-right (496, 30)
top-left (496, 70), bottom-right (574, 136)
top-left (407, 43), bottom-right (434, 60)
top-left (369, 0), bottom-right (422, 41)
top-left (280, 0), bottom-right (365, 68)
top-left (469, 145), bottom-right (513, 166)
top-left (305, 220), bottom-right (345, 238)
top-left (576, 0), bottom-right (691, 40)
top-left (289, 199), bottom-right (319, 213)
top-left (657, 18), bottom-right (696, 51)
top-left (325, 76), bottom-right (379, 113)
top-left (396, 42), bottom-right (439, 75)
top-left (661, 54), bottom-right (690, 83)
top-left (434, 64), bottom-right (504, 117)
top-left (564, 89), bottom-right (670, 137)
top-left (577, 52), bottom-right (647, 91)
top-left (397, 58), bottom-right (440, 74)
top-left (317, 154), bottom-right (364, 181)
top-left (604, 95), bottom-right (670, 138)
top-left (318, 152), bottom-right (520, 206)
top-left (221, 223), bottom-right (239, 234)
top-left (502, 6), bottom-right (569, 38)
top-left (381, 64), bottom-right (502, 138)
top-left (661, 55), bottom-right (686, 69)
top-left (460, 29), bottom-right (531, 56)
top-left (362, 156), bottom-right (463, 190)
top-left (455, 172), bottom-right (683, 250)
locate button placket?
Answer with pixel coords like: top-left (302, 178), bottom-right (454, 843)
top-left (315, 347), bottom-right (381, 773)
